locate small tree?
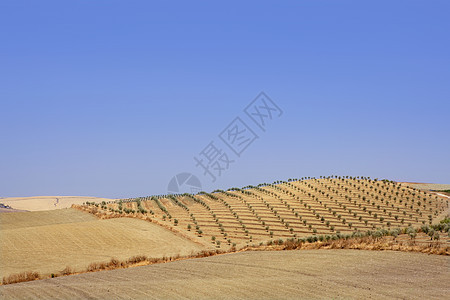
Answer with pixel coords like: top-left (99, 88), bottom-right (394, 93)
top-left (407, 227), bottom-right (417, 242)
top-left (433, 232), bottom-right (440, 242)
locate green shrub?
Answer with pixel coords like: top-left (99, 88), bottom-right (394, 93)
top-left (433, 232), bottom-right (440, 241)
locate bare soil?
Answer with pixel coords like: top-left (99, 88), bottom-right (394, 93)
top-left (0, 196), bottom-right (115, 211)
top-left (401, 182), bottom-right (450, 191)
top-left (1, 250), bottom-right (448, 299)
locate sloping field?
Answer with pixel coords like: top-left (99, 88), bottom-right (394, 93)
top-left (0, 208), bottom-right (25, 213)
top-left (1, 250), bottom-right (448, 299)
top-left (402, 182), bottom-right (450, 191)
top-left (80, 177), bottom-right (449, 247)
top-left (0, 208), bottom-right (96, 230)
top-left (0, 196), bottom-right (114, 211)
top-left (0, 209), bottom-right (204, 278)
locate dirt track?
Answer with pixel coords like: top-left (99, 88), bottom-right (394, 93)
top-left (1, 250), bottom-right (448, 299)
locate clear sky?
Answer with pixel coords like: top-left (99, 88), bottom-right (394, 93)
top-left (1, 1), bottom-right (449, 198)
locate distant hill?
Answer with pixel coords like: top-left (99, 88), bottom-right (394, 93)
top-left (1, 196), bottom-right (115, 212)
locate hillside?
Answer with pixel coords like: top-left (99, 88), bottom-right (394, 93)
top-left (0, 209), bottom-right (203, 278)
top-left (0, 196), bottom-right (115, 212)
top-left (77, 176), bottom-right (449, 247)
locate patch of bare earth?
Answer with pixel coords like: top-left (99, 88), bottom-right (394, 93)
top-left (400, 182), bottom-right (450, 192)
top-left (0, 196), bottom-right (115, 211)
top-left (1, 250), bottom-right (448, 299)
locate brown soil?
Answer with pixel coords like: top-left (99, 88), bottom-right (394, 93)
top-left (1, 250), bottom-right (448, 299)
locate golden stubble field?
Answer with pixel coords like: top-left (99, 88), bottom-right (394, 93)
top-left (0, 209), bottom-right (204, 278)
top-left (1, 250), bottom-right (448, 299)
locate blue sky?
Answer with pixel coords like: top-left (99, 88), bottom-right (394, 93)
top-left (1, 1), bottom-right (449, 198)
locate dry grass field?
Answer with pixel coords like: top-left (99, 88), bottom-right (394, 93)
top-left (0, 209), bottom-right (204, 279)
top-left (0, 196), bottom-right (115, 211)
top-left (1, 250), bottom-right (448, 299)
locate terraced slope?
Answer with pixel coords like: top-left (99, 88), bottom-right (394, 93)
top-left (1, 250), bottom-right (448, 300)
top-left (79, 177), bottom-right (449, 247)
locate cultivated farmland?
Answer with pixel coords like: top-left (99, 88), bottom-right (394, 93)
top-left (0, 209), bottom-right (203, 278)
top-left (1, 176), bottom-right (449, 293)
top-left (1, 250), bottom-right (448, 299)
top-left (78, 177), bottom-right (449, 248)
